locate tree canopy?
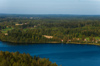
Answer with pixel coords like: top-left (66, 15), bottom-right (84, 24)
top-left (0, 51), bottom-right (58, 66)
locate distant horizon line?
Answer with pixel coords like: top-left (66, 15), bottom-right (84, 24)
top-left (0, 13), bottom-right (100, 15)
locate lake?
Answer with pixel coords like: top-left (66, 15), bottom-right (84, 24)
top-left (0, 41), bottom-right (100, 66)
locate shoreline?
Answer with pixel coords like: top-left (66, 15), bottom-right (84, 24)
top-left (0, 40), bottom-right (100, 46)
top-left (66, 42), bottom-right (100, 46)
top-left (0, 40), bottom-right (61, 45)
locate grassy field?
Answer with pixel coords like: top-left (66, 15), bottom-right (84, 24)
top-left (95, 37), bottom-right (100, 40)
top-left (23, 28), bottom-right (36, 31)
top-left (1, 27), bottom-right (14, 33)
top-left (86, 37), bottom-right (89, 41)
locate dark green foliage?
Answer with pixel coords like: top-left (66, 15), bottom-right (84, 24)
top-left (1, 15), bottom-right (100, 44)
top-left (0, 29), bottom-right (55, 43)
top-left (0, 51), bottom-right (58, 66)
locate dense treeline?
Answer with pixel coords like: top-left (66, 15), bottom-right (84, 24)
top-left (0, 51), bottom-right (58, 66)
top-left (0, 29), bottom-right (57, 43)
top-left (1, 15), bottom-right (100, 44)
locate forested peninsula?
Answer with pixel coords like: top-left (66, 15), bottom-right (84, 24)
top-left (0, 14), bottom-right (100, 45)
top-left (0, 51), bottom-right (58, 66)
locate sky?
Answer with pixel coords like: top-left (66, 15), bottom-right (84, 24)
top-left (0, 0), bottom-right (100, 15)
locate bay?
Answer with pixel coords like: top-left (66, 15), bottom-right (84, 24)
top-left (0, 41), bottom-right (100, 66)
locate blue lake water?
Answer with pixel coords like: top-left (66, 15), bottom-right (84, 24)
top-left (0, 41), bottom-right (100, 66)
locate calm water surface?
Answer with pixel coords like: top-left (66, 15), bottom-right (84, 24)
top-left (0, 41), bottom-right (100, 66)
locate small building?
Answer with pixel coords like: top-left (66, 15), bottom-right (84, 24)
top-left (98, 39), bottom-right (100, 41)
top-left (84, 39), bottom-right (87, 41)
top-left (34, 25), bottom-right (37, 28)
top-left (67, 39), bottom-right (71, 42)
top-left (25, 23), bottom-right (27, 25)
top-left (61, 40), bottom-right (63, 42)
top-left (77, 38), bottom-right (80, 40)
top-left (95, 40), bottom-right (98, 43)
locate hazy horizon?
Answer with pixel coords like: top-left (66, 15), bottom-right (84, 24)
top-left (0, 0), bottom-right (100, 15)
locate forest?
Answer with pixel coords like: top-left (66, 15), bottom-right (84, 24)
top-left (0, 14), bottom-right (100, 45)
top-left (0, 51), bottom-right (58, 66)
